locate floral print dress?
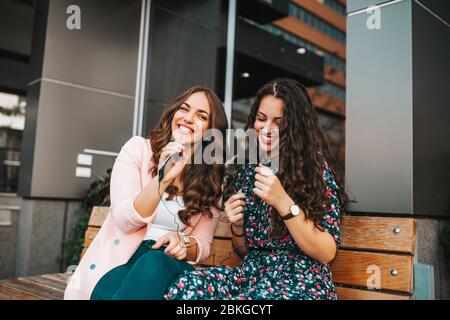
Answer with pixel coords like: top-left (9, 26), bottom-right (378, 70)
top-left (165, 161), bottom-right (341, 300)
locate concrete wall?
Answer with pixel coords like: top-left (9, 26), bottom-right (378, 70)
top-left (0, 194), bottom-right (83, 278)
top-left (14, 199), bottom-right (82, 277)
top-left (416, 217), bottom-right (450, 300)
top-left (0, 195), bottom-right (21, 279)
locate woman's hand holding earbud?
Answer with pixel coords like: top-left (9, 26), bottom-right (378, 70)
top-left (225, 193), bottom-right (246, 229)
top-left (152, 232), bottom-right (188, 261)
top-left (253, 163), bottom-right (291, 212)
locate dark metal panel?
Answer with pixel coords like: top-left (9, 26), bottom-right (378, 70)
top-left (29, 0), bottom-right (49, 83)
top-left (418, 0), bottom-right (450, 23)
top-left (42, 0), bottom-right (141, 96)
top-left (29, 81), bottom-right (132, 198)
top-left (345, 0), bottom-right (414, 214)
top-left (0, 0), bottom-right (35, 56)
top-left (412, 1), bottom-right (450, 216)
top-left (0, 0), bottom-right (35, 93)
top-left (215, 18), bottom-right (324, 101)
top-left (145, 5), bottom-right (220, 105)
top-left (0, 54), bottom-right (31, 94)
top-left (18, 82), bottom-right (41, 198)
top-left (238, 0), bottom-right (289, 24)
top-left (154, 0), bottom-right (222, 29)
top-left (143, 100), bottom-right (167, 136)
top-left (235, 19), bottom-right (324, 84)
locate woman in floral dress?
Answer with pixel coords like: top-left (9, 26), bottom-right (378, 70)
top-left (165, 78), bottom-right (346, 300)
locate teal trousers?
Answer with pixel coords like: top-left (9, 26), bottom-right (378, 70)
top-left (90, 240), bottom-right (195, 300)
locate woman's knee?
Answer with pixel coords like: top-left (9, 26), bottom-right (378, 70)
top-left (90, 264), bottom-right (131, 300)
top-left (132, 250), bottom-right (175, 273)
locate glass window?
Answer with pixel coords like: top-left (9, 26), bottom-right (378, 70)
top-left (0, 92), bottom-right (26, 193)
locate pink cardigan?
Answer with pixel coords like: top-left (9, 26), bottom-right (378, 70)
top-left (64, 136), bottom-right (219, 300)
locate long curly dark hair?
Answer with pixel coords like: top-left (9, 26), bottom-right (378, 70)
top-left (245, 78), bottom-right (346, 238)
top-left (147, 86), bottom-right (228, 226)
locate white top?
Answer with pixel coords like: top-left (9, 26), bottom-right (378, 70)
top-left (144, 192), bottom-right (187, 241)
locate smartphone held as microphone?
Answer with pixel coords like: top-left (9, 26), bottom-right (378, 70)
top-left (158, 151), bottom-right (182, 182)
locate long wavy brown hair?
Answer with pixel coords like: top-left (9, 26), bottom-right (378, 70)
top-left (147, 86), bottom-right (228, 226)
top-left (245, 78), bottom-right (347, 238)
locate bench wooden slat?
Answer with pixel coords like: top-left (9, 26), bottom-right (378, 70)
top-left (340, 215), bottom-right (416, 254)
top-left (0, 279), bottom-right (59, 300)
top-left (80, 247), bottom-right (87, 260)
top-left (215, 215), bottom-right (417, 254)
top-left (40, 273), bottom-right (71, 285)
top-left (82, 208), bottom-right (416, 287)
top-left (88, 207), bottom-right (109, 227)
top-left (86, 208), bottom-right (417, 254)
top-left (330, 250), bottom-right (414, 294)
top-left (16, 275), bottom-right (67, 292)
top-left (214, 212), bottom-right (233, 239)
top-left (81, 225), bottom-right (241, 268)
top-left (201, 239), bottom-right (241, 268)
top-left (0, 282), bottom-right (50, 300)
top-left (81, 226), bottom-right (101, 259)
top-left (335, 286), bottom-right (411, 300)
top-left (88, 208), bottom-right (234, 238)
top-left (0, 273), bottom-right (70, 301)
top-left (84, 226), bottom-right (100, 248)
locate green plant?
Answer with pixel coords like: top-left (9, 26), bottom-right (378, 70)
top-left (59, 168), bottom-right (112, 270)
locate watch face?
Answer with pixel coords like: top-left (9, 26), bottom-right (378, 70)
top-left (182, 234), bottom-right (190, 246)
top-left (291, 205), bottom-right (300, 216)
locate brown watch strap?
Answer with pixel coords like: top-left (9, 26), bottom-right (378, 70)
top-left (281, 212), bottom-right (295, 221)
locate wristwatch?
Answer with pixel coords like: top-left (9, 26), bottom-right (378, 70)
top-left (180, 233), bottom-right (190, 247)
top-left (281, 204), bottom-right (301, 221)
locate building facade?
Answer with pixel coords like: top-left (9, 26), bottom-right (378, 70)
top-left (0, 0), bottom-right (449, 299)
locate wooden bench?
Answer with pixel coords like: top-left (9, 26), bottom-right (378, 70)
top-left (0, 206), bottom-right (417, 300)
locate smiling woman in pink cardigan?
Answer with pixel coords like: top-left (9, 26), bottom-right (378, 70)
top-left (64, 86), bottom-right (227, 300)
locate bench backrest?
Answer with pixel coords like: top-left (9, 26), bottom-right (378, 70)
top-left (82, 207), bottom-right (416, 300)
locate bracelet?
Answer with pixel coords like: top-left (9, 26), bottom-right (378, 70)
top-left (230, 224), bottom-right (245, 237)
